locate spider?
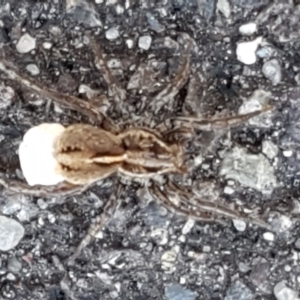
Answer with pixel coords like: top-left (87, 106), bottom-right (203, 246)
top-left (0, 32), bottom-right (272, 264)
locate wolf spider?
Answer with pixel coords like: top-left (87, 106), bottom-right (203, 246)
top-left (0, 33), bottom-right (272, 264)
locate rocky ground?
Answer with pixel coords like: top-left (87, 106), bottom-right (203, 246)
top-left (0, 0), bottom-right (299, 299)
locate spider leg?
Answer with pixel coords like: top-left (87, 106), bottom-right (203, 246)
top-left (0, 60), bottom-right (109, 124)
top-left (67, 183), bottom-right (123, 265)
top-left (147, 34), bottom-right (193, 114)
top-left (167, 181), bottom-right (270, 228)
top-left (0, 176), bottom-right (93, 197)
top-left (88, 34), bottom-right (127, 105)
top-left (149, 180), bottom-right (270, 229)
top-left (149, 181), bottom-right (221, 223)
top-left (171, 105), bottom-right (273, 131)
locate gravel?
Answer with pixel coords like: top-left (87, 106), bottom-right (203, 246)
top-left (0, 0), bottom-right (299, 299)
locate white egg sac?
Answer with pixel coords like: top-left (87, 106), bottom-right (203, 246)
top-left (19, 123), bottom-right (66, 186)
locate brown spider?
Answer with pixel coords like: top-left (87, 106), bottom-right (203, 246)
top-left (0, 32), bottom-right (272, 264)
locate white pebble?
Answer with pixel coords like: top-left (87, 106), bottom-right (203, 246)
top-left (262, 140), bottom-right (278, 159)
top-left (161, 249), bottom-right (177, 271)
top-left (138, 35), bottom-right (152, 50)
top-left (263, 232), bottom-right (275, 241)
top-left (202, 245), bottom-right (211, 252)
top-left (0, 216), bottom-right (24, 251)
top-left (283, 150), bottom-right (293, 157)
top-left (126, 39), bottom-right (134, 49)
top-left (42, 42), bottom-right (53, 49)
top-left (16, 33), bottom-right (36, 53)
top-left (224, 186), bottom-right (235, 195)
top-left (115, 4), bottom-right (124, 14)
top-left (236, 37), bottom-right (262, 65)
top-left (26, 64), bottom-right (40, 76)
top-left (239, 23), bottom-right (257, 35)
top-left (105, 27), bottom-right (119, 40)
top-left (233, 219), bottom-right (247, 232)
top-left (181, 219), bottom-right (195, 235)
top-left (19, 123), bottom-right (66, 186)
top-left (274, 281), bottom-right (298, 300)
top-left (217, 0), bottom-right (231, 18)
top-left (6, 273), bottom-right (16, 281)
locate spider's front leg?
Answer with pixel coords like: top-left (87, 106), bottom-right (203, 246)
top-left (88, 34), bottom-right (127, 108)
top-left (172, 104), bottom-right (273, 131)
top-left (0, 59), bottom-right (109, 125)
top-left (156, 104), bottom-right (273, 140)
top-left (147, 33), bottom-right (193, 114)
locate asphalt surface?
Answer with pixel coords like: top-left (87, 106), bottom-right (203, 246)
top-left (0, 0), bottom-right (299, 299)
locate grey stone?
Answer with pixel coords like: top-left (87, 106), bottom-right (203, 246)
top-left (225, 281), bottom-right (253, 300)
top-left (165, 283), bottom-right (197, 300)
top-left (220, 147), bottom-right (277, 194)
top-left (274, 281), bottom-right (298, 300)
top-left (7, 257), bottom-right (22, 273)
top-left (262, 59), bottom-right (282, 85)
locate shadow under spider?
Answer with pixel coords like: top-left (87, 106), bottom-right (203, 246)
top-left (0, 32), bottom-right (273, 264)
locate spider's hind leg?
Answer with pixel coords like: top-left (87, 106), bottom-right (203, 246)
top-left (149, 179), bottom-right (270, 229)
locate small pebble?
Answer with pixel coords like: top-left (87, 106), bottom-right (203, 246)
top-left (161, 249), bottom-right (177, 271)
top-left (236, 37), bottom-right (262, 65)
top-left (16, 33), bottom-right (36, 53)
top-left (48, 213), bottom-right (56, 224)
top-left (273, 281), bottom-right (298, 300)
top-left (181, 219), bottom-right (195, 235)
top-left (0, 216), bottom-right (24, 251)
top-left (126, 39), bottom-right (134, 49)
top-left (283, 150), bottom-right (293, 157)
top-left (238, 262), bottom-right (251, 273)
top-left (202, 245), bottom-right (211, 252)
top-left (115, 4), bottom-right (124, 14)
top-left (217, 0), bottom-right (231, 18)
top-left (7, 257), bottom-right (22, 273)
top-left (239, 23), bottom-right (257, 35)
top-left (295, 238), bottom-right (300, 250)
top-left (225, 281), bottom-right (253, 300)
top-left (256, 46), bottom-right (275, 59)
top-left (262, 140), bottom-right (278, 160)
top-left (37, 199), bottom-right (48, 210)
top-left (262, 59), bottom-right (282, 85)
top-left (6, 273), bottom-right (16, 281)
top-left (26, 64), bottom-right (40, 76)
top-left (0, 84), bottom-right (14, 109)
top-left (165, 283), bottom-right (197, 300)
top-left (105, 27), bottom-right (119, 40)
top-left (284, 265), bottom-right (291, 272)
top-left (42, 42), bottom-right (52, 49)
top-left (138, 35), bottom-right (152, 50)
top-left (224, 186), bottom-right (235, 195)
top-left (263, 232), bottom-right (275, 241)
top-left (233, 220), bottom-right (247, 232)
